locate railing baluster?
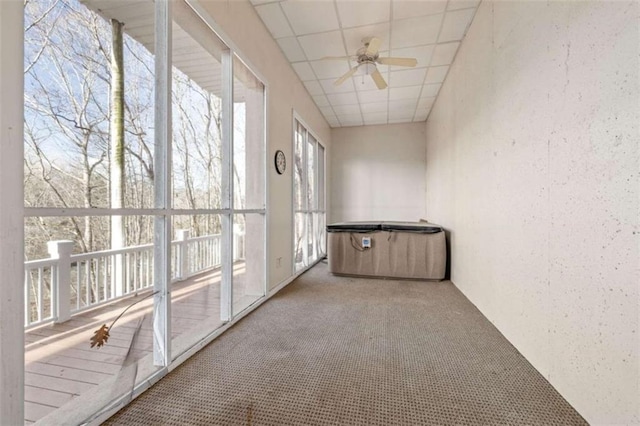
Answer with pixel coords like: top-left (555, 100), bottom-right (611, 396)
top-left (95, 258), bottom-right (100, 304)
top-left (125, 252), bottom-right (130, 294)
top-left (85, 260), bottom-right (90, 307)
top-left (101, 257), bottom-right (106, 300)
top-left (76, 263), bottom-right (81, 311)
top-left (37, 268), bottom-right (43, 322)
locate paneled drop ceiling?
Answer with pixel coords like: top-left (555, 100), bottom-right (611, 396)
top-left (250, 0), bottom-right (480, 127)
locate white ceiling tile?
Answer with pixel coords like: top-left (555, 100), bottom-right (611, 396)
top-left (389, 45), bottom-right (434, 68)
top-left (277, 37), bottom-right (307, 62)
top-left (389, 98), bottom-right (418, 112)
top-left (343, 23), bottom-right (390, 54)
top-left (291, 62), bottom-right (316, 81)
top-left (280, 1), bottom-right (340, 35)
top-left (255, 3), bottom-right (294, 39)
top-left (389, 113), bottom-right (414, 122)
top-left (320, 77), bottom-right (356, 94)
top-left (363, 111), bottom-right (388, 125)
top-left (431, 42), bottom-right (459, 66)
top-left (391, 14), bottom-right (442, 49)
top-left (390, 68), bottom-right (427, 87)
top-left (421, 83), bottom-right (441, 97)
top-left (360, 101), bottom-right (388, 113)
top-left (326, 115), bottom-right (340, 126)
top-left (340, 113), bottom-right (364, 126)
top-left (388, 117), bottom-right (413, 124)
top-left (393, 0), bottom-right (447, 20)
top-left (358, 89), bottom-right (388, 103)
top-left (337, 0), bottom-right (390, 28)
top-left (439, 8), bottom-right (475, 42)
top-left (389, 85), bottom-right (420, 101)
top-left (319, 106), bottom-right (336, 116)
top-left (447, 0), bottom-right (480, 11)
top-left (312, 94), bottom-right (330, 107)
top-left (418, 96), bottom-right (435, 109)
top-left (389, 112), bottom-right (415, 121)
top-left (303, 80), bottom-right (324, 96)
top-left (310, 60), bottom-right (351, 79)
top-left (323, 112), bottom-right (338, 122)
top-left (332, 104), bottom-right (361, 115)
top-left (327, 92), bottom-right (359, 105)
top-left (425, 65), bottom-right (449, 83)
top-left (298, 31), bottom-right (346, 61)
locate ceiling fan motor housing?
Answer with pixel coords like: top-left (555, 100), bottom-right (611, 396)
top-left (355, 46), bottom-right (379, 75)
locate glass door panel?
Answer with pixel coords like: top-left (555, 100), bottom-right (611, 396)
top-left (170, 215), bottom-right (226, 359)
top-left (233, 55), bottom-right (265, 210)
top-left (170, 2), bottom-right (229, 361)
top-left (292, 118), bottom-right (326, 272)
top-left (294, 212), bottom-right (307, 272)
top-left (232, 214), bottom-right (265, 316)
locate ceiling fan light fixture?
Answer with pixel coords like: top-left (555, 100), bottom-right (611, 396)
top-left (359, 61), bottom-right (376, 75)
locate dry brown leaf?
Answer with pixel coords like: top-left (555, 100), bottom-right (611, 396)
top-left (90, 324), bottom-right (110, 348)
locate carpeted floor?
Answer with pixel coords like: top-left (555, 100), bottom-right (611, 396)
top-left (105, 262), bottom-right (587, 425)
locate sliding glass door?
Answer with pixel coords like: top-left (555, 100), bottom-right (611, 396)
top-left (293, 117), bottom-right (326, 273)
top-left (22, 0), bottom-right (265, 422)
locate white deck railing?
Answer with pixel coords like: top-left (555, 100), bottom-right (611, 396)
top-left (24, 230), bottom-right (245, 329)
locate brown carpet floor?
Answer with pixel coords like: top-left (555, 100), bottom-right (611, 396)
top-left (105, 261), bottom-right (587, 425)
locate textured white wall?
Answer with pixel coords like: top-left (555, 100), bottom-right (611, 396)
top-left (330, 123), bottom-right (426, 223)
top-left (425, 1), bottom-right (639, 423)
top-left (198, 0), bottom-right (331, 289)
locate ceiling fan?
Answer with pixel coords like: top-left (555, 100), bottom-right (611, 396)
top-left (322, 37), bottom-right (418, 90)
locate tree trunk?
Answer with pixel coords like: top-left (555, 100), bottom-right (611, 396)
top-left (110, 19), bottom-right (125, 297)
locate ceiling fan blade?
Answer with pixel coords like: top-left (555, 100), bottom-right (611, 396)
top-left (370, 68), bottom-right (387, 90)
top-left (377, 57), bottom-right (418, 67)
top-left (321, 56), bottom-right (354, 61)
top-left (334, 66), bottom-right (359, 86)
top-left (365, 37), bottom-right (382, 56)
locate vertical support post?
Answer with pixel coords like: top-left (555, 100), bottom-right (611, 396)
top-left (0, 1), bottom-right (24, 421)
top-left (48, 241), bottom-right (74, 323)
top-left (220, 48), bottom-right (233, 322)
top-left (153, 0), bottom-right (172, 367)
top-left (176, 229), bottom-right (189, 280)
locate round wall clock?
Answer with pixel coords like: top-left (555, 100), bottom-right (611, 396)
top-left (274, 150), bottom-right (286, 174)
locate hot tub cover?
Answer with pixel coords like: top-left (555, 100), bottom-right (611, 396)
top-left (380, 221), bottom-right (442, 234)
top-left (326, 222), bottom-right (382, 233)
top-left (326, 221), bottom-right (443, 234)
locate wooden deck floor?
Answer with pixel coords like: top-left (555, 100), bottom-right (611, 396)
top-left (24, 263), bottom-right (261, 424)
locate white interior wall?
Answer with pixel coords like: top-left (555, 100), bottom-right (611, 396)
top-left (330, 123), bottom-right (426, 223)
top-left (425, 1), bottom-right (639, 424)
top-left (196, 0), bottom-right (331, 289)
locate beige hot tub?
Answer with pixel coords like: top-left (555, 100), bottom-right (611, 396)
top-left (327, 221), bottom-right (446, 280)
